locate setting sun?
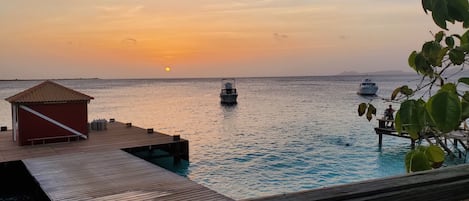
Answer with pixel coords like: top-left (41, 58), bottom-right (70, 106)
top-left (165, 66), bottom-right (171, 72)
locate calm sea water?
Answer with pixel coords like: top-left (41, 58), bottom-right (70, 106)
top-left (0, 75), bottom-right (459, 200)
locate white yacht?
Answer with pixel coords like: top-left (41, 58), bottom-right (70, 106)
top-left (357, 78), bottom-right (378, 95)
top-left (220, 78), bottom-right (238, 104)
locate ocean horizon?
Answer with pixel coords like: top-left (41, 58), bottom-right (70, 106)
top-left (0, 69), bottom-right (417, 81)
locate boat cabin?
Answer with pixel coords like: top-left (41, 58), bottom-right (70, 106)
top-left (220, 78), bottom-right (238, 104)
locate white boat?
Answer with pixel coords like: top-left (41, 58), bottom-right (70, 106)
top-left (357, 78), bottom-right (378, 95)
top-left (220, 78), bottom-right (238, 104)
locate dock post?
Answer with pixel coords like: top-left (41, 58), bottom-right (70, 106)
top-left (169, 143), bottom-right (181, 165)
top-left (378, 120), bottom-right (385, 129)
top-left (148, 145), bottom-right (153, 158)
top-left (378, 134), bottom-right (383, 147)
top-left (411, 139), bottom-right (415, 149)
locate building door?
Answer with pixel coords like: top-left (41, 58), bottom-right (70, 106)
top-left (11, 104), bottom-right (18, 141)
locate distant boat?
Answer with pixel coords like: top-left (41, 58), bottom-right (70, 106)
top-left (357, 78), bottom-right (378, 95)
top-left (220, 78), bottom-right (238, 104)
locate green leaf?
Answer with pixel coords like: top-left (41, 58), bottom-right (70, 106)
top-left (426, 145), bottom-right (445, 168)
top-left (405, 149), bottom-right (415, 173)
top-left (423, 101), bottom-right (436, 127)
top-left (358, 103), bottom-right (367, 116)
top-left (461, 93), bottom-right (469, 120)
top-left (407, 145), bottom-right (445, 172)
top-left (399, 100), bottom-right (426, 139)
top-left (432, 0), bottom-right (449, 30)
top-left (414, 53), bottom-right (433, 76)
top-left (445, 36), bottom-right (455, 47)
top-left (439, 83), bottom-right (457, 93)
top-left (416, 146), bottom-right (427, 152)
top-left (407, 150), bottom-right (432, 172)
top-left (369, 104), bottom-right (376, 115)
top-left (400, 85), bottom-right (414, 96)
top-left (464, 19), bottom-right (469, 28)
top-left (463, 92), bottom-right (469, 102)
top-left (437, 47), bottom-right (450, 67)
top-left (447, 0), bottom-right (469, 22)
top-left (391, 87), bottom-right (401, 100)
top-left (461, 30), bottom-right (469, 46)
top-left (458, 77), bottom-right (469, 86)
top-left (422, 0), bottom-right (433, 13)
top-left (422, 41), bottom-right (441, 58)
top-left (408, 51), bottom-right (417, 69)
top-left (426, 91), bottom-right (461, 133)
top-left (426, 145), bottom-right (445, 163)
top-left (460, 43), bottom-right (469, 52)
top-left (395, 110), bottom-right (402, 134)
top-left (422, 41), bottom-right (444, 66)
top-left (449, 49), bottom-right (465, 65)
top-left (366, 104), bottom-right (376, 121)
top-left (462, 103), bottom-right (469, 120)
top-left (418, 99), bottom-right (433, 128)
top-left (435, 31), bottom-right (445, 42)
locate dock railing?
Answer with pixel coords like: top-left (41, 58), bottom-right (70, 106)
top-left (374, 119), bottom-right (417, 148)
top-left (374, 119), bottom-right (469, 159)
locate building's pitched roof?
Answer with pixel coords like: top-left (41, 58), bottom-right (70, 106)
top-left (5, 80), bottom-right (94, 103)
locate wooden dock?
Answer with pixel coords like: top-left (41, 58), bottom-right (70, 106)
top-left (24, 150), bottom-right (232, 201)
top-left (0, 121), bottom-right (233, 201)
top-left (374, 119), bottom-right (469, 158)
top-left (374, 119), bottom-right (437, 149)
top-left (0, 121), bottom-right (188, 162)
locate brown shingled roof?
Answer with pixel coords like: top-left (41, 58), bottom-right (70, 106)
top-left (5, 80), bottom-right (94, 103)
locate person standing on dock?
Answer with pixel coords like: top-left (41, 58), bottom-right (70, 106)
top-left (384, 105), bottom-right (395, 128)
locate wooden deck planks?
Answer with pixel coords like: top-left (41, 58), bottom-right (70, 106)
top-left (0, 121), bottom-right (186, 162)
top-left (24, 150), bottom-right (233, 201)
top-left (0, 122), bottom-right (230, 200)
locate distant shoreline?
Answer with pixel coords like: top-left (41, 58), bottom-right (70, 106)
top-left (0, 78), bottom-right (100, 82)
top-left (335, 70), bottom-right (415, 76)
top-left (0, 75), bottom-right (419, 82)
top-left (0, 72), bottom-right (420, 81)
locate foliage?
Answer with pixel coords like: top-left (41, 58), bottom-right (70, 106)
top-left (358, 103), bottom-right (376, 121)
top-left (358, 0), bottom-right (469, 172)
top-left (405, 145), bottom-right (445, 172)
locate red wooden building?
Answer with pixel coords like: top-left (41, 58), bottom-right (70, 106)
top-left (5, 80), bottom-right (94, 146)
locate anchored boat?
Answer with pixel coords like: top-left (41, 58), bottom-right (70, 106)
top-left (357, 78), bottom-right (378, 95)
top-left (220, 78), bottom-right (238, 104)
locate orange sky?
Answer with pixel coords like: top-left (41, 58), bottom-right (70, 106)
top-left (0, 0), bottom-right (442, 79)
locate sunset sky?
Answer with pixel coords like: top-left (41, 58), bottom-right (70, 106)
top-left (0, 1), bottom-right (448, 79)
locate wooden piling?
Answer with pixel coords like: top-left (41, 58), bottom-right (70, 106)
top-left (378, 133), bottom-right (383, 147)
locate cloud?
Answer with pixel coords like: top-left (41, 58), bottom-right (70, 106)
top-left (121, 38), bottom-right (137, 46)
top-left (273, 33), bottom-right (288, 41)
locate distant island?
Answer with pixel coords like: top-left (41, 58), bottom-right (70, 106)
top-left (336, 70), bottom-right (415, 76)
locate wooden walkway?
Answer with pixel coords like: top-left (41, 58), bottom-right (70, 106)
top-left (0, 121), bottom-right (188, 162)
top-left (0, 121), bottom-right (232, 200)
top-left (24, 150), bottom-right (233, 201)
